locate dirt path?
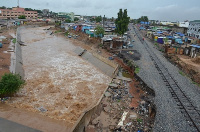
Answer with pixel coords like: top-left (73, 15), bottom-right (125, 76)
top-left (0, 29), bottom-right (15, 79)
top-left (0, 103), bottom-right (68, 132)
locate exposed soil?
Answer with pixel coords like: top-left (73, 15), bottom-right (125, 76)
top-left (169, 55), bottom-right (200, 84)
top-left (87, 74), bottom-right (155, 132)
top-left (0, 29), bottom-right (16, 79)
top-left (129, 80), bottom-right (144, 108)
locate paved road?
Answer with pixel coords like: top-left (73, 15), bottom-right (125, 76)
top-left (128, 24), bottom-right (200, 132)
top-left (0, 118), bottom-right (41, 132)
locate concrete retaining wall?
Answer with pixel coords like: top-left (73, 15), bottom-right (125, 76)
top-left (92, 53), bottom-right (118, 69)
top-left (13, 25), bottom-right (39, 79)
top-left (72, 66), bottom-right (119, 132)
top-left (13, 27), bottom-right (24, 79)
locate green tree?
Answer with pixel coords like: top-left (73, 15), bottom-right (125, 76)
top-left (74, 17), bottom-right (79, 21)
top-left (0, 6), bottom-right (6, 9)
top-left (65, 19), bottom-right (71, 23)
top-left (137, 16), bottom-right (149, 23)
top-left (115, 9), bottom-right (130, 35)
top-left (95, 16), bottom-right (102, 23)
top-left (0, 73), bottom-right (24, 97)
top-left (90, 17), bottom-right (95, 22)
top-left (143, 16), bottom-right (149, 22)
top-left (111, 17), bottom-right (115, 22)
top-left (95, 25), bottom-right (105, 37)
top-left (25, 8), bottom-right (34, 11)
top-left (18, 15), bottom-right (26, 19)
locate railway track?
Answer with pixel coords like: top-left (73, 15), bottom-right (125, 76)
top-left (132, 26), bottom-right (200, 131)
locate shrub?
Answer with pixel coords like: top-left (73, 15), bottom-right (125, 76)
top-left (12, 38), bottom-right (16, 44)
top-left (0, 73), bottom-right (24, 97)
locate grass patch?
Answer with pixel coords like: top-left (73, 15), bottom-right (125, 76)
top-left (64, 31), bottom-right (69, 36)
top-left (179, 71), bottom-right (185, 76)
top-left (137, 118), bottom-right (143, 123)
top-left (134, 67), bottom-right (140, 74)
top-left (192, 81), bottom-right (200, 87)
top-left (99, 43), bottom-right (103, 48)
top-left (12, 38), bottom-right (16, 44)
top-left (122, 72), bottom-right (133, 78)
top-left (154, 42), bottom-right (159, 48)
top-left (55, 30), bottom-right (62, 33)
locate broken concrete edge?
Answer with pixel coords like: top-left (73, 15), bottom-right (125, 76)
top-left (71, 65), bottom-right (119, 132)
top-left (134, 73), bottom-right (157, 114)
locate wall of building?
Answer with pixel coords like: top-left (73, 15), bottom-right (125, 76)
top-left (178, 21), bottom-right (189, 28)
top-left (58, 12), bottom-right (74, 21)
top-left (0, 7), bottom-right (37, 19)
top-left (187, 22), bottom-right (200, 39)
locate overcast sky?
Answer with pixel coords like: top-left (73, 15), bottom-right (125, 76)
top-left (1, 0), bottom-right (200, 21)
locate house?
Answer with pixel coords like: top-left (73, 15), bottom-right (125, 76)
top-left (101, 35), bottom-right (127, 49)
top-left (187, 20), bottom-right (200, 39)
top-left (61, 22), bottom-right (75, 30)
top-left (58, 12), bottom-right (74, 21)
top-left (178, 21), bottom-right (189, 28)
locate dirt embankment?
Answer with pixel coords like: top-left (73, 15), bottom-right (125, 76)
top-left (169, 55), bottom-right (200, 84)
top-left (0, 29), bottom-right (16, 79)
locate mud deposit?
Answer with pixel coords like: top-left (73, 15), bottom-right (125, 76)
top-left (7, 27), bottom-right (111, 131)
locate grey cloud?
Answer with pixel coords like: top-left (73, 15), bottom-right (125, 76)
top-left (1, 0), bottom-right (200, 21)
top-left (143, 4), bottom-right (200, 21)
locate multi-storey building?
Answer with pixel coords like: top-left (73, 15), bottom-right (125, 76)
top-left (0, 7), bottom-right (38, 19)
top-left (187, 20), bottom-right (200, 39)
top-left (58, 12), bottom-right (74, 21)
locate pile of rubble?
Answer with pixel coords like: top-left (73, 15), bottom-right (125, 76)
top-left (86, 71), bottom-right (156, 132)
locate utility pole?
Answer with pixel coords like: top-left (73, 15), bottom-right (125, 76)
top-left (103, 15), bottom-right (105, 28)
top-left (17, 0), bottom-right (19, 8)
